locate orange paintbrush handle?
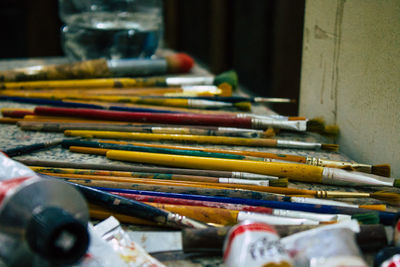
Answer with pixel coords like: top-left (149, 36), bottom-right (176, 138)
top-left (146, 202), bottom-right (239, 225)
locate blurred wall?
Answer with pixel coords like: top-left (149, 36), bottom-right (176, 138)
top-left (165, 0), bottom-right (305, 116)
top-left (0, 0), bottom-right (62, 58)
top-left (299, 0), bottom-right (400, 177)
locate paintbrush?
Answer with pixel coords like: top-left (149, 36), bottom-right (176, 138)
top-left (105, 150), bottom-right (400, 188)
top-left (1, 108), bottom-right (34, 118)
top-left (88, 204), bottom-right (158, 226)
top-left (30, 166), bottom-right (279, 181)
top-left (0, 118), bottom-right (19, 124)
top-left (63, 130), bottom-right (338, 151)
top-left (0, 53), bottom-right (194, 82)
top-left (16, 158), bottom-right (276, 180)
top-left (0, 69), bottom-right (237, 88)
top-left (61, 139), bottom-right (276, 160)
top-left (93, 202), bottom-right (325, 226)
top-left (38, 174), bottom-right (209, 229)
top-left (46, 173), bottom-right (400, 205)
top-left (146, 203), bottom-right (378, 225)
top-left (33, 168), bottom-right (286, 187)
top-left (66, 144), bottom-right (325, 175)
top-left (0, 96), bottom-right (182, 114)
top-left (37, 172), bottom-right (288, 191)
top-left (34, 106), bottom-right (333, 133)
top-left (19, 121), bottom-right (271, 138)
top-left (52, 176), bottom-right (400, 208)
top-left (2, 139), bottom-right (64, 157)
top-left (95, 187), bottom-right (398, 225)
top-left (141, 95), bottom-right (296, 104)
top-left (109, 192), bottom-right (376, 224)
top-left (1, 91), bottom-right (249, 110)
top-left (98, 141), bottom-right (389, 177)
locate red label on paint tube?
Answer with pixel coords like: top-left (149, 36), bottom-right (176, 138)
top-left (395, 220), bottom-right (400, 247)
top-left (0, 177), bottom-right (30, 205)
top-left (223, 221), bottom-right (293, 267)
top-left (381, 254), bottom-right (400, 267)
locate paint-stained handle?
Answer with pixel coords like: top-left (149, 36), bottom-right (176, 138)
top-left (0, 59), bottom-right (110, 82)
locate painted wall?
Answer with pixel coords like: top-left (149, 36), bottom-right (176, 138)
top-left (299, 0), bottom-right (400, 177)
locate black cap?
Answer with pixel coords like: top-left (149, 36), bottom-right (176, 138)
top-left (374, 246), bottom-right (400, 267)
top-left (25, 207), bottom-right (90, 265)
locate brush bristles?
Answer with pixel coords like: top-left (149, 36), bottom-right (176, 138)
top-left (269, 178), bottom-right (288, 187)
top-left (234, 101), bottom-right (252, 111)
top-left (214, 70), bottom-right (238, 89)
top-left (321, 144), bottom-right (339, 152)
top-left (306, 118), bottom-right (325, 133)
top-left (323, 125), bottom-right (340, 137)
top-left (351, 212), bottom-right (380, 224)
top-left (372, 164), bottom-right (391, 177)
top-left (393, 179), bottom-right (400, 188)
top-left (218, 83), bottom-right (233, 97)
top-left (262, 128), bottom-right (276, 138)
top-left (306, 117), bottom-right (340, 137)
top-left (370, 191), bottom-right (400, 206)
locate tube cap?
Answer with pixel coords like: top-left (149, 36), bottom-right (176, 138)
top-left (25, 207), bottom-right (89, 265)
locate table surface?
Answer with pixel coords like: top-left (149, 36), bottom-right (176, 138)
top-left (0, 57), bottom-right (393, 266)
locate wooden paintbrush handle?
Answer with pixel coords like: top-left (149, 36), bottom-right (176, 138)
top-left (35, 107), bottom-right (253, 128)
top-left (0, 59), bottom-right (110, 82)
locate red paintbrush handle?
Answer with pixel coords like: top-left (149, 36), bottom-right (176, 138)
top-left (34, 107), bottom-right (253, 128)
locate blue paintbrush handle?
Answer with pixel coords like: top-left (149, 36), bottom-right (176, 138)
top-left (98, 187), bottom-right (398, 225)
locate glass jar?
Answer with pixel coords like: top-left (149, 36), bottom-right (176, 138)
top-left (58, 0), bottom-right (163, 60)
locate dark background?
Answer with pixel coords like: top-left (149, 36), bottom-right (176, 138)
top-left (0, 0), bottom-right (305, 115)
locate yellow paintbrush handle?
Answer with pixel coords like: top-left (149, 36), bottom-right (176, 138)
top-left (106, 150), bottom-right (324, 183)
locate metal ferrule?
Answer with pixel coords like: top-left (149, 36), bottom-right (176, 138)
top-left (107, 59), bottom-right (167, 76)
top-left (262, 158), bottom-right (292, 163)
top-left (217, 127), bottom-right (264, 138)
top-left (290, 196), bottom-right (359, 208)
top-left (272, 209), bottom-right (351, 222)
top-left (253, 97), bottom-right (293, 103)
top-left (231, 172), bottom-right (279, 180)
top-left (306, 157), bottom-right (372, 173)
top-left (276, 140), bottom-right (322, 150)
top-left (321, 167), bottom-right (394, 186)
top-left (237, 212), bottom-right (319, 225)
top-left (166, 213), bottom-right (209, 229)
top-left (188, 99), bottom-right (231, 108)
top-left (250, 117), bottom-right (307, 131)
top-left (166, 77), bottom-right (215, 86)
top-left (218, 178), bottom-right (270, 186)
top-left (315, 190), bottom-right (370, 198)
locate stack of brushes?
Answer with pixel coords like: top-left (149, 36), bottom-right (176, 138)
top-left (0, 54), bottom-right (397, 254)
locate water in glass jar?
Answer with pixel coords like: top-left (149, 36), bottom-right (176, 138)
top-left (61, 11), bottom-right (162, 60)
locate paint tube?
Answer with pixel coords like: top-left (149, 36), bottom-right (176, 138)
top-left (0, 152), bottom-right (36, 181)
top-left (374, 247), bottom-right (400, 267)
top-left (91, 216), bottom-right (165, 267)
top-left (394, 218), bottom-right (400, 247)
top-left (223, 221), bottom-right (293, 267)
top-left (281, 220), bottom-right (368, 267)
top-left (0, 157), bottom-right (90, 266)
